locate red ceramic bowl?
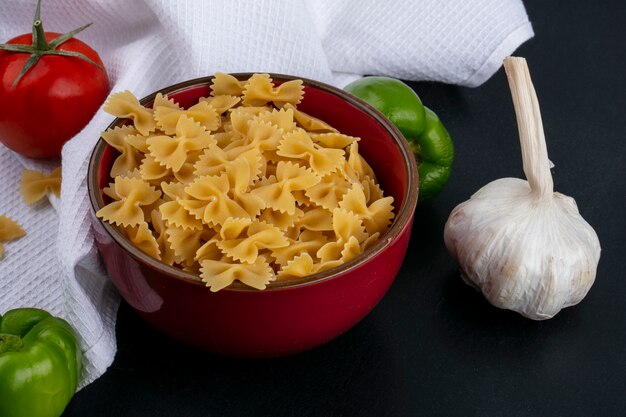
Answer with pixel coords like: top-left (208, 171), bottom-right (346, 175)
top-left (88, 74), bottom-right (418, 357)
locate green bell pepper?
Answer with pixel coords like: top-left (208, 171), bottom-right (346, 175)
top-left (344, 76), bottom-right (454, 202)
top-left (0, 308), bottom-right (82, 417)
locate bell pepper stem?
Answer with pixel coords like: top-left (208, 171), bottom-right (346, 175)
top-left (0, 333), bottom-right (23, 353)
top-left (408, 141), bottom-right (421, 164)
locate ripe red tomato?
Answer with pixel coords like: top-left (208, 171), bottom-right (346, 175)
top-left (0, 32), bottom-right (109, 158)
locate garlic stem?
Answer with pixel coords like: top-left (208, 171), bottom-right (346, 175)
top-left (503, 57), bottom-right (554, 200)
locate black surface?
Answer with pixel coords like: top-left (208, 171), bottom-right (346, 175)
top-left (64, 2), bottom-right (626, 416)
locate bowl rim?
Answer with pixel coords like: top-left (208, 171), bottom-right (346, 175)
top-left (87, 73), bottom-right (418, 292)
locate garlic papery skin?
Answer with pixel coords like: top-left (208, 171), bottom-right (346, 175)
top-left (443, 57), bottom-right (601, 320)
top-left (444, 178), bottom-right (601, 319)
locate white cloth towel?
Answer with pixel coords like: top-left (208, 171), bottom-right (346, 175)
top-left (0, 0), bottom-right (533, 387)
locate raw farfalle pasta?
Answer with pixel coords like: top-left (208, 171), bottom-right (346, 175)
top-left (122, 222), bottom-right (160, 260)
top-left (96, 176), bottom-right (161, 227)
top-left (147, 115), bottom-right (215, 172)
top-left (181, 173), bottom-right (252, 225)
top-left (200, 257), bottom-right (274, 292)
top-left (101, 125), bottom-right (141, 177)
top-left (104, 90), bottom-right (156, 135)
top-left (210, 72), bottom-right (247, 97)
top-left (317, 208), bottom-right (368, 263)
top-left (20, 167), bottom-right (62, 205)
top-left (155, 101), bottom-right (220, 135)
top-left (216, 219), bottom-right (288, 264)
top-left (98, 73), bottom-right (395, 291)
top-left (199, 95), bottom-right (241, 114)
top-left (273, 230), bottom-right (327, 266)
top-left (277, 129), bottom-right (345, 175)
top-left (251, 161), bottom-right (320, 215)
top-left (283, 103), bottom-right (338, 133)
top-left (0, 215), bottom-right (26, 260)
top-left (339, 183), bottom-right (395, 235)
top-left (305, 173), bottom-right (351, 210)
top-left (242, 73), bottom-right (304, 108)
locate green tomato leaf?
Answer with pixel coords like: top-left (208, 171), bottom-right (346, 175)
top-left (11, 53), bottom-right (42, 88)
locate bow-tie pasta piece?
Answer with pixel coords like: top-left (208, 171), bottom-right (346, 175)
top-left (103, 169), bottom-right (142, 200)
top-left (152, 95), bottom-right (182, 132)
top-left (219, 217), bottom-right (254, 240)
top-left (96, 176), bottom-right (161, 227)
top-left (155, 101), bottom-right (220, 135)
top-left (103, 171), bottom-right (164, 225)
top-left (210, 72), bottom-right (247, 97)
top-left (258, 207), bottom-right (304, 231)
top-left (181, 173), bottom-right (250, 226)
top-left (194, 237), bottom-right (223, 264)
top-left (331, 208), bottom-right (364, 239)
top-left (346, 141), bottom-right (377, 181)
top-left (173, 151), bottom-right (202, 184)
top-left (104, 90), bottom-right (156, 136)
top-left (200, 257), bottom-right (275, 292)
top-left (317, 208), bottom-right (368, 263)
top-left (216, 220), bottom-right (288, 264)
top-left (199, 95), bottom-right (241, 115)
top-left (277, 252), bottom-right (348, 280)
top-left (339, 183), bottom-right (395, 236)
top-left (242, 73), bottom-right (304, 108)
top-left (277, 129), bottom-right (344, 176)
top-left (338, 160), bottom-right (361, 184)
top-left (151, 210), bottom-right (176, 265)
top-left (251, 161), bottom-right (321, 215)
top-left (20, 167), bottom-right (62, 205)
top-left (139, 154), bottom-right (172, 185)
top-left (160, 181), bottom-right (187, 201)
top-left (159, 200), bottom-right (203, 231)
top-left (283, 103), bottom-right (338, 133)
top-left (305, 173), bottom-right (352, 210)
top-left (141, 197), bottom-right (165, 225)
top-left (311, 132), bottom-right (359, 149)
top-left (166, 225), bottom-right (205, 267)
top-left (0, 215), bottom-right (26, 260)
top-left (361, 176), bottom-right (385, 203)
top-left (101, 125), bottom-right (142, 178)
top-left (212, 131), bottom-right (237, 148)
top-left (293, 189), bottom-right (314, 208)
top-left (140, 157), bottom-right (197, 188)
top-left (230, 105), bottom-right (273, 121)
top-left (277, 252), bottom-right (318, 278)
top-left (295, 207), bottom-right (334, 233)
top-left (124, 132), bottom-right (151, 154)
top-left (272, 230), bottom-right (328, 266)
top-left (361, 232), bottom-right (381, 252)
top-left (194, 144), bottom-right (261, 183)
top-left (224, 158), bottom-right (265, 218)
top-left (121, 222), bottom-right (160, 259)
top-left (147, 115), bottom-right (215, 172)
top-left (245, 119), bottom-right (284, 152)
top-left (153, 92), bottom-right (181, 110)
top-left (255, 107), bottom-right (296, 133)
top-left (228, 106), bottom-right (259, 139)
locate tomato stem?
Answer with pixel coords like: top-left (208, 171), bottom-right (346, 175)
top-left (31, 0), bottom-right (50, 51)
top-left (32, 20), bottom-right (50, 51)
top-left (0, 0), bottom-right (103, 88)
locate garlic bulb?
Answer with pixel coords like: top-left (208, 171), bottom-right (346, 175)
top-left (443, 57), bottom-right (601, 320)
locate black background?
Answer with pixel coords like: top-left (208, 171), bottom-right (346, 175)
top-left (64, 1), bottom-right (626, 416)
